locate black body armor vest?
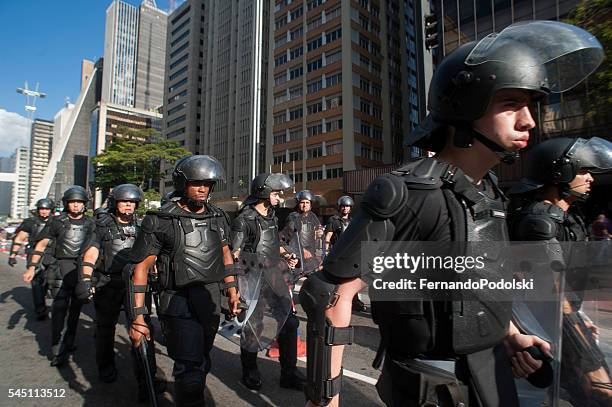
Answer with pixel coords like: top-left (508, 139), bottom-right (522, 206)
top-left (288, 211), bottom-right (320, 250)
top-left (98, 214), bottom-right (138, 274)
top-left (54, 215), bottom-right (93, 259)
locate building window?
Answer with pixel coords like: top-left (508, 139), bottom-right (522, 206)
top-left (326, 167), bottom-right (343, 179)
top-left (274, 90), bottom-right (288, 106)
top-left (289, 127), bottom-right (303, 141)
top-left (289, 45), bottom-right (303, 60)
top-left (275, 16), bottom-right (288, 30)
top-left (167, 115), bottom-right (186, 127)
top-left (326, 140), bottom-right (342, 155)
top-left (307, 145), bottom-right (323, 158)
top-left (360, 144), bottom-right (372, 159)
top-left (274, 152), bottom-right (287, 164)
top-left (275, 72), bottom-right (287, 86)
top-left (170, 41), bottom-right (189, 58)
top-left (307, 79), bottom-right (323, 94)
top-left (307, 168), bottom-right (323, 181)
top-left (167, 102), bottom-right (186, 116)
top-left (307, 15), bottom-right (322, 31)
top-left (359, 34), bottom-right (370, 51)
top-left (289, 85), bottom-right (302, 100)
top-left (373, 126), bottom-right (382, 140)
top-left (290, 26), bottom-right (303, 41)
top-left (326, 117), bottom-right (343, 132)
top-left (289, 66), bottom-right (303, 80)
top-left (168, 89), bottom-right (188, 104)
top-left (274, 130), bottom-right (287, 144)
top-left (170, 30), bottom-right (190, 47)
top-left (168, 77), bottom-right (188, 93)
top-left (307, 123), bottom-right (323, 137)
top-left (307, 57), bottom-right (323, 72)
top-left (289, 6), bottom-right (303, 21)
top-left (169, 65), bottom-right (188, 81)
top-left (166, 127), bottom-right (186, 138)
top-left (325, 6), bottom-right (341, 21)
top-left (373, 104), bottom-right (382, 119)
top-left (360, 99), bottom-right (371, 114)
top-left (289, 149), bottom-right (303, 161)
top-left (274, 112), bottom-right (287, 125)
top-left (360, 123), bottom-right (371, 137)
top-left (307, 0), bottom-right (325, 11)
top-left (307, 101), bottom-right (323, 115)
top-left (325, 94), bottom-right (342, 110)
top-left (325, 49), bottom-right (342, 66)
top-left (325, 28), bottom-right (342, 43)
top-left (275, 53), bottom-right (288, 67)
top-left (170, 53), bottom-right (189, 70)
top-left (373, 149), bottom-right (383, 161)
top-left (325, 72), bottom-right (341, 87)
top-left (307, 36), bottom-right (323, 52)
top-left (290, 172), bottom-right (304, 182)
top-left (289, 107), bottom-right (303, 121)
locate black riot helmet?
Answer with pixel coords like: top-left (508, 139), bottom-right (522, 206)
top-left (108, 184), bottom-right (143, 212)
top-left (62, 185), bottom-right (89, 210)
top-left (172, 155), bottom-right (226, 203)
top-left (509, 137), bottom-right (612, 200)
top-left (337, 196), bottom-right (355, 207)
top-left (244, 173), bottom-right (293, 206)
top-left (407, 21), bottom-right (603, 163)
top-left (296, 190), bottom-right (315, 203)
top-left (35, 198), bottom-right (54, 210)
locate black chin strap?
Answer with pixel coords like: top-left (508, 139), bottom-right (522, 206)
top-left (560, 184), bottom-right (589, 202)
top-left (454, 126), bottom-right (519, 164)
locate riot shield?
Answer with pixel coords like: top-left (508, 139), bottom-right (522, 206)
top-left (557, 239), bottom-right (612, 407)
top-left (218, 252), bottom-right (293, 352)
top-left (281, 217), bottom-right (324, 283)
top-left (506, 242), bottom-right (565, 407)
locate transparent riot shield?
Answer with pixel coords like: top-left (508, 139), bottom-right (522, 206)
top-left (280, 216), bottom-right (324, 283)
top-left (218, 252), bottom-right (293, 353)
top-left (558, 239), bottom-right (612, 407)
top-left (506, 242), bottom-right (565, 407)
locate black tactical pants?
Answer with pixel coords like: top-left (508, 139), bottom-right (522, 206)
top-left (158, 284), bottom-right (220, 407)
top-left (51, 259), bottom-right (85, 357)
top-left (31, 268), bottom-right (48, 316)
top-left (94, 274), bottom-right (156, 384)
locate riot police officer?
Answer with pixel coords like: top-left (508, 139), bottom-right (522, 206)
top-left (77, 184), bottom-right (164, 399)
top-left (298, 21), bottom-right (603, 406)
top-left (231, 173), bottom-right (305, 390)
top-left (24, 186), bottom-right (95, 367)
top-left (281, 190), bottom-right (323, 275)
top-left (128, 155), bottom-right (240, 406)
top-left (508, 137), bottom-right (612, 406)
top-left (323, 196), bottom-right (365, 312)
top-left (10, 198), bottom-right (55, 319)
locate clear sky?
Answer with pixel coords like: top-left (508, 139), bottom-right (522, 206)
top-left (0, 0), bottom-right (176, 157)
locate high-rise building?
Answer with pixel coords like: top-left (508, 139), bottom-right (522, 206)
top-left (81, 59), bottom-right (95, 93)
top-left (162, 0), bottom-right (270, 200)
top-left (266, 0), bottom-right (426, 203)
top-left (11, 146), bottom-right (30, 219)
top-left (102, 0), bottom-right (168, 109)
top-left (135, 1), bottom-right (168, 110)
top-left (28, 119), bottom-right (54, 207)
top-left (0, 156), bottom-right (16, 216)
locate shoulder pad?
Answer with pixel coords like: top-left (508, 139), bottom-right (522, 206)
top-left (206, 203), bottom-right (226, 217)
top-left (57, 213), bottom-right (69, 222)
top-left (515, 214), bottom-right (559, 241)
top-left (95, 213), bottom-right (114, 227)
top-left (524, 201), bottom-right (565, 222)
top-left (391, 157), bottom-right (452, 189)
top-left (238, 207), bottom-right (257, 221)
top-left (140, 214), bottom-right (159, 234)
top-left (362, 173), bottom-right (407, 218)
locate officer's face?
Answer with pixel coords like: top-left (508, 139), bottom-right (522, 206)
top-left (38, 208), bottom-right (51, 218)
top-left (298, 200), bottom-right (311, 212)
top-left (67, 201), bottom-right (84, 214)
top-left (472, 89), bottom-right (536, 152)
top-left (340, 205), bottom-right (351, 215)
top-left (186, 181), bottom-right (212, 202)
top-left (116, 200), bottom-right (137, 215)
top-left (569, 169), bottom-right (595, 196)
top-left (269, 191), bottom-right (282, 206)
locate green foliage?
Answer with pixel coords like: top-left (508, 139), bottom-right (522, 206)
top-left (565, 0), bottom-right (612, 123)
top-left (137, 190), bottom-right (162, 216)
top-left (91, 127), bottom-right (190, 195)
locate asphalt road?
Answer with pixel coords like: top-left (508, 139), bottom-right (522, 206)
top-left (0, 250), bottom-right (384, 407)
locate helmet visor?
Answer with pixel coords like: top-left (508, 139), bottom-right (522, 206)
top-left (465, 21), bottom-right (603, 93)
top-left (570, 137), bottom-right (612, 173)
top-left (266, 173), bottom-right (294, 191)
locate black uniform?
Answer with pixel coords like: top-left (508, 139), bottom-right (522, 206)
top-left (282, 211), bottom-right (321, 254)
top-left (130, 201), bottom-right (229, 406)
top-left (316, 158), bottom-right (517, 406)
top-left (86, 212), bottom-right (156, 385)
top-left (231, 206), bottom-right (300, 382)
top-left (510, 200), bottom-right (610, 405)
top-left (37, 213), bottom-right (95, 359)
top-left (16, 215), bottom-right (52, 316)
top-left (324, 215), bottom-right (350, 247)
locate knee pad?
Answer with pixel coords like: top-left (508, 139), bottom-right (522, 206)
top-left (299, 272), bottom-right (354, 405)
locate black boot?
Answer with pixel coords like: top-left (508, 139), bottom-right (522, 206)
top-left (352, 295), bottom-right (367, 312)
top-left (98, 365), bottom-right (118, 383)
top-left (280, 369), bottom-right (306, 391)
top-left (50, 353), bottom-right (68, 367)
top-left (240, 349), bottom-right (262, 390)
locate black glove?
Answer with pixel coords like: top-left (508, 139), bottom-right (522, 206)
top-left (75, 278), bottom-right (94, 301)
top-left (8, 257), bottom-right (17, 267)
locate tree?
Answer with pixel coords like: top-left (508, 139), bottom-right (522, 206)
top-left (91, 127), bottom-right (190, 195)
top-left (564, 0), bottom-right (612, 126)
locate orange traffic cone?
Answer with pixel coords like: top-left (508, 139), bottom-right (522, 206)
top-left (267, 340), bottom-right (280, 358)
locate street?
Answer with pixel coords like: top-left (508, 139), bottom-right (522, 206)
top-left (0, 250), bottom-right (384, 407)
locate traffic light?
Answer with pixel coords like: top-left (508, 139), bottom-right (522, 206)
top-left (424, 14), bottom-right (438, 50)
